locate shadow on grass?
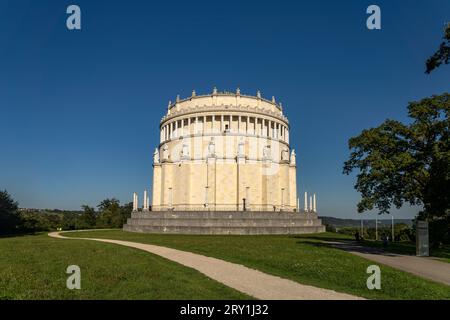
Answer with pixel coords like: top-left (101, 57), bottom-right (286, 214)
top-left (291, 233), bottom-right (355, 243)
top-left (297, 239), bottom-right (402, 257)
top-left (0, 232), bottom-right (39, 239)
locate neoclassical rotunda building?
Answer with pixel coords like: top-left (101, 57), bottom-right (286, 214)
top-left (151, 88), bottom-right (298, 212)
top-left (125, 88), bottom-right (325, 234)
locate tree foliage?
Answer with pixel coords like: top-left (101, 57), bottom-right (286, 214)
top-left (79, 205), bottom-right (97, 229)
top-left (0, 191), bottom-right (133, 235)
top-left (344, 93), bottom-right (450, 244)
top-left (0, 190), bottom-right (20, 235)
top-left (426, 23), bottom-right (450, 73)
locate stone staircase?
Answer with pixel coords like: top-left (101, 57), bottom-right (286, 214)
top-left (123, 211), bottom-right (325, 235)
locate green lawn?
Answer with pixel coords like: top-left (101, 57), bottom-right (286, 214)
top-left (66, 230), bottom-right (450, 300)
top-left (0, 234), bottom-right (250, 300)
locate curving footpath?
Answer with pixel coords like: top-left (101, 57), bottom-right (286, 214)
top-left (324, 241), bottom-right (450, 286)
top-left (48, 231), bottom-right (363, 300)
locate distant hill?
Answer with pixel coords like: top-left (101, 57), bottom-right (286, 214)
top-left (319, 216), bottom-right (413, 228)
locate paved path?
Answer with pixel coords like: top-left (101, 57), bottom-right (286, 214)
top-left (48, 231), bottom-right (363, 300)
top-left (324, 241), bottom-right (450, 286)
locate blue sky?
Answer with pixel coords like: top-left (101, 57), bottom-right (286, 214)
top-left (0, 0), bottom-right (449, 218)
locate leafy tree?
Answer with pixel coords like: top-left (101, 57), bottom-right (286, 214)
top-left (0, 190), bottom-right (21, 235)
top-left (98, 198), bottom-right (120, 212)
top-left (120, 202), bottom-right (133, 225)
top-left (97, 198), bottom-right (123, 228)
top-left (343, 93), bottom-right (450, 245)
top-left (61, 212), bottom-right (79, 230)
top-left (19, 212), bottom-right (62, 232)
top-left (426, 23), bottom-right (450, 73)
top-left (79, 205), bottom-right (97, 228)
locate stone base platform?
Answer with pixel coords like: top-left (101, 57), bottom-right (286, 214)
top-left (123, 211), bottom-right (326, 235)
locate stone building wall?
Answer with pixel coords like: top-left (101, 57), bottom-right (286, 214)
top-left (151, 89), bottom-right (298, 212)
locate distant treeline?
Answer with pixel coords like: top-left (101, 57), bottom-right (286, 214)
top-left (324, 223), bottom-right (414, 242)
top-left (320, 216), bottom-right (413, 228)
top-left (320, 216), bottom-right (449, 244)
top-left (0, 190), bottom-right (132, 235)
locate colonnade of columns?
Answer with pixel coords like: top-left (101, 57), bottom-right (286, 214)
top-left (133, 190), bottom-right (150, 211)
top-left (300, 191), bottom-right (317, 213)
top-left (160, 115), bottom-right (289, 144)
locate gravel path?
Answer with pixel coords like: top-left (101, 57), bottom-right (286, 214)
top-left (48, 231), bottom-right (363, 300)
top-left (324, 241), bottom-right (450, 286)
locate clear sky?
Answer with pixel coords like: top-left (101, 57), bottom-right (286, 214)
top-left (0, 0), bottom-right (449, 218)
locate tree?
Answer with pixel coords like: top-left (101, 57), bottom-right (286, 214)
top-left (79, 205), bottom-right (97, 229)
top-left (426, 23), bottom-right (450, 73)
top-left (343, 93), bottom-right (450, 244)
top-left (0, 190), bottom-right (21, 235)
top-left (120, 202), bottom-right (133, 225)
top-left (97, 198), bottom-right (121, 212)
top-left (97, 198), bottom-right (123, 228)
top-left (61, 212), bottom-right (79, 230)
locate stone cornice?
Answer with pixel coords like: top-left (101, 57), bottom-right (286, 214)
top-left (155, 157), bottom-right (294, 165)
top-left (168, 92), bottom-right (283, 111)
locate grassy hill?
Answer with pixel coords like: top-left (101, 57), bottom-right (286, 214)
top-left (65, 230), bottom-right (450, 300)
top-left (0, 233), bottom-right (249, 300)
top-left (2, 230), bottom-right (448, 300)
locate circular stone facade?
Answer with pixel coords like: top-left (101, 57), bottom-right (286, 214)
top-left (151, 89), bottom-right (297, 212)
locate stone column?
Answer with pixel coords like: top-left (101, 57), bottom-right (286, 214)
top-left (246, 116), bottom-right (249, 134)
top-left (133, 192), bottom-right (138, 211)
top-left (309, 196), bottom-right (313, 212)
top-left (304, 191), bottom-right (308, 212)
top-left (207, 155), bottom-right (216, 210)
top-left (204, 186), bottom-right (209, 208)
top-left (237, 140), bottom-right (246, 211)
top-left (143, 190), bottom-right (147, 210)
top-left (152, 162), bottom-right (162, 210)
top-left (203, 116), bottom-right (206, 134)
top-left (313, 193), bottom-right (317, 213)
top-left (143, 190), bottom-right (149, 211)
